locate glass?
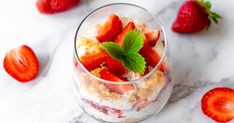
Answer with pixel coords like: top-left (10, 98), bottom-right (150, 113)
top-left (72, 3), bottom-right (173, 123)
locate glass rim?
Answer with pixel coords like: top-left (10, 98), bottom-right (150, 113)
top-left (74, 3), bottom-right (168, 85)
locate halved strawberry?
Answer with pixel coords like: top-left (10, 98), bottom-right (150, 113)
top-left (201, 87), bottom-right (234, 122)
top-left (105, 55), bottom-right (128, 76)
top-left (140, 65), bottom-right (150, 76)
top-left (3, 45), bottom-right (39, 82)
top-left (96, 14), bottom-right (122, 42)
top-left (139, 42), bottom-right (165, 72)
top-left (80, 51), bottom-right (107, 71)
top-left (144, 29), bottom-right (160, 47)
top-left (99, 68), bottom-right (134, 94)
top-left (115, 21), bottom-right (135, 46)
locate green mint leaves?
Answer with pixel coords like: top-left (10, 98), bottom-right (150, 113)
top-left (103, 42), bottom-right (124, 61)
top-left (123, 30), bottom-right (144, 53)
top-left (103, 30), bottom-right (146, 74)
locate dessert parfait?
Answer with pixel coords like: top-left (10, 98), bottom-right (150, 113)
top-left (73, 4), bottom-right (173, 123)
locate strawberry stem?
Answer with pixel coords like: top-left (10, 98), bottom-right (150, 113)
top-left (195, 0), bottom-right (221, 24)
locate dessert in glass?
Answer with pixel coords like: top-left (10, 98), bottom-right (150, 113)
top-left (73, 3), bottom-right (173, 123)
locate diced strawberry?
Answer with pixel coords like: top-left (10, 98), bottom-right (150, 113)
top-left (99, 68), bottom-right (134, 94)
top-left (105, 55), bottom-right (128, 76)
top-left (144, 29), bottom-right (160, 47)
top-left (96, 14), bottom-right (122, 42)
top-left (80, 51), bottom-right (107, 71)
top-left (201, 87), bottom-right (234, 123)
top-left (140, 65), bottom-right (149, 76)
top-left (3, 45), bottom-right (39, 82)
top-left (140, 41), bottom-right (166, 72)
top-left (115, 21), bottom-right (135, 46)
top-left (140, 42), bottom-right (165, 71)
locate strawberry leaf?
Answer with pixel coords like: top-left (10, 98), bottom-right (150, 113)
top-left (103, 42), bottom-right (124, 61)
top-left (204, 1), bottom-right (211, 9)
top-left (123, 30), bottom-right (144, 53)
top-left (122, 53), bottom-right (146, 74)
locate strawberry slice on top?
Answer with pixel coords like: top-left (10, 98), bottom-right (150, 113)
top-left (105, 55), bottom-right (128, 76)
top-left (99, 68), bottom-right (134, 94)
top-left (80, 51), bottom-right (107, 71)
top-left (3, 45), bottom-right (39, 82)
top-left (96, 14), bottom-right (122, 42)
top-left (115, 21), bottom-right (135, 46)
top-left (139, 41), bottom-right (165, 71)
top-left (143, 29), bottom-right (160, 47)
top-left (201, 87), bottom-right (234, 123)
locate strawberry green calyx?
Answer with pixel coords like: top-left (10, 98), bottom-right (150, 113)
top-left (195, 0), bottom-right (221, 24)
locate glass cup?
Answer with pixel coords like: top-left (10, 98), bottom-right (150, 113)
top-left (73, 3), bottom-right (173, 123)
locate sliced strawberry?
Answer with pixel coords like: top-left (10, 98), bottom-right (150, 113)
top-left (115, 21), bottom-right (135, 46)
top-left (140, 65), bottom-right (149, 76)
top-left (3, 45), bottom-right (39, 82)
top-left (201, 87), bottom-right (234, 122)
top-left (144, 29), bottom-right (160, 47)
top-left (80, 51), bottom-right (107, 71)
top-left (105, 55), bottom-right (128, 76)
top-left (99, 68), bottom-right (134, 94)
top-left (96, 14), bottom-right (122, 42)
top-left (140, 42), bottom-right (160, 67)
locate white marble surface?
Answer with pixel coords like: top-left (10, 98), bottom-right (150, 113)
top-left (0, 0), bottom-right (234, 123)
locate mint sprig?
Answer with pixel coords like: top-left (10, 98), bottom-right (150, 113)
top-left (103, 30), bottom-right (146, 74)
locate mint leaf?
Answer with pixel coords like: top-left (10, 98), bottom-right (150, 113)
top-left (102, 30), bottom-right (146, 74)
top-left (123, 30), bottom-right (144, 53)
top-left (103, 42), bottom-right (124, 60)
top-left (122, 53), bottom-right (146, 74)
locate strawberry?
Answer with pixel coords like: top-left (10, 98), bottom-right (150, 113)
top-left (140, 42), bottom-right (162, 69)
top-left (80, 51), bottom-right (107, 71)
top-left (105, 55), bottom-right (128, 76)
top-left (96, 14), bottom-right (122, 42)
top-left (172, 0), bottom-right (221, 33)
top-left (99, 68), bottom-right (134, 94)
top-left (36, 0), bottom-right (80, 14)
top-left (3, 45), bottom-right (39, 82)
top-left (140, 41), bottom-right (166, 72)
top-left (201, 87), bottom-right (234, 122)
top-left (115, 21), bottom-right (135, 46)
top-left (144, 29), bottom-right (160, 47)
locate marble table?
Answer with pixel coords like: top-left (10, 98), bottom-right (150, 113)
top-left (0, 0), bottom-right (234, 123)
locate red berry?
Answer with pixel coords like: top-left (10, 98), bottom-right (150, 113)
top-left (80, 51), bottom-right (107, 71)
top-left (36, 0), bottom-right (80, 14)
top-left (201, 87), bottom-right (234, 122)
top-left (96, 14), bottom-right (122, 42)
top-left (139, 41), bottom-right (166, 72)
top-left (172, 0), bottom-right (221, 33)
top-left (115, 21), bottom-right (135, 46)
top-left (105, 55), bottom-right (128, 76)
top-left (143, 29), bottom-right (160, 47)
top-left (99, 68), bottom-right (134, 94)
top-left (3, 45), bottom-right (39, 82)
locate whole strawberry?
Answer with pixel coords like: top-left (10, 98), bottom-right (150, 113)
top-left (172, 0), bottom-right (221, 33)
top-left (36, 0), bottom-right (80, 14)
